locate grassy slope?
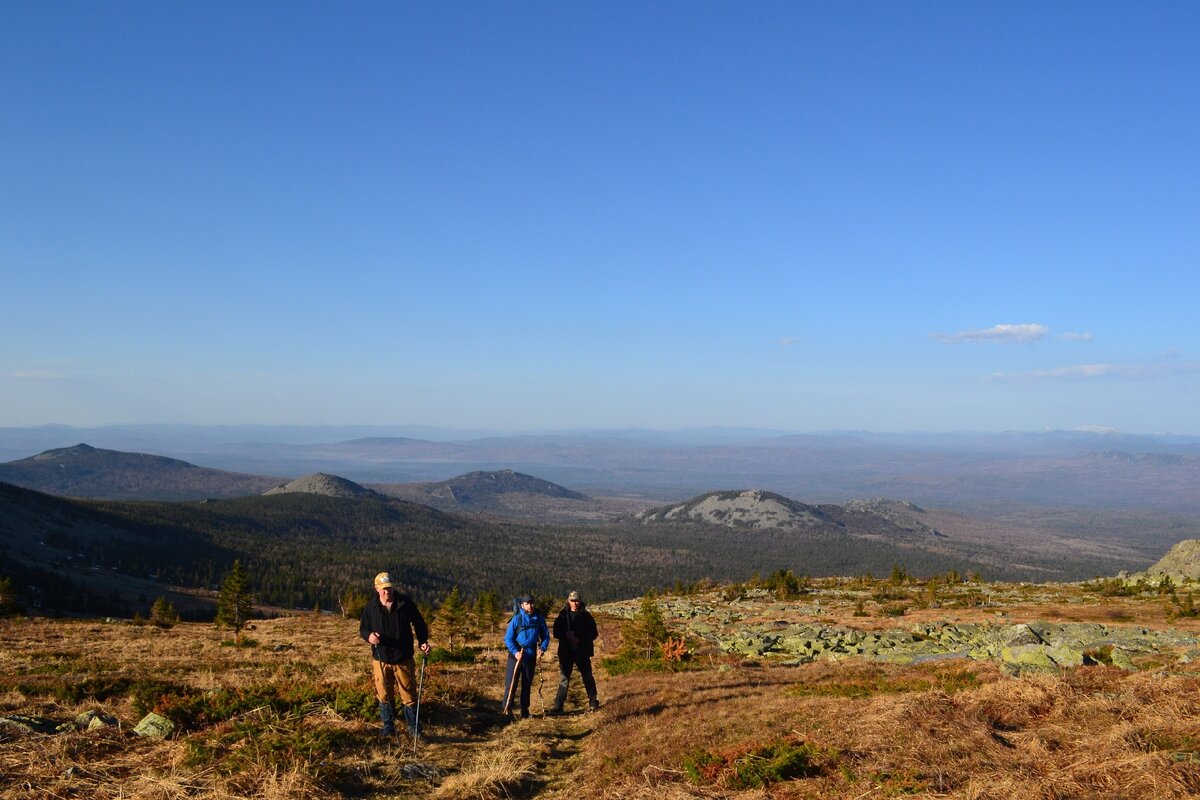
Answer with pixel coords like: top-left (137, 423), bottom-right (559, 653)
top-left (5, 580), bottom-right (1200, 799)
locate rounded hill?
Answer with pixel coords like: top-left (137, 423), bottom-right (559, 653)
top-left (263, 473), bottom-right (379, 498)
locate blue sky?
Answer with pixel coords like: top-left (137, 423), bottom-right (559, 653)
top-left (2, 2), bottom-right (1198, 433)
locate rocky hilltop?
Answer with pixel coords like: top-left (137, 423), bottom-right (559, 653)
top-left (264, 472), bottom-right (379, 498)
top-left (637, 489), bottom-right (834, 529)
top-left (1137, 539), bottom-right (1200, 581)
top-left (634, 489), bottom-right (948, 543)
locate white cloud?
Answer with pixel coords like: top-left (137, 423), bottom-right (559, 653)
top-left (778, 337), bottom-right (799, 347)
top-left (1059, 331), bottom-right (1094, 342)
top-left (991, 362), bottom-right (1200, 380)
top-left (1075, 425), bottom-right (1121, 434)
top-left (933, 323), bottom-right (1049, 344)
top-left (5, 369), bottom-right (66, 380)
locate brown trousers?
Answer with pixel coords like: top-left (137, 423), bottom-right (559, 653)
top-left (371, 657), bottom-right (417, 706)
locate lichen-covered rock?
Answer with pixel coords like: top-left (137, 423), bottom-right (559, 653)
top-left (1003, 624), bottom-right (1045, 648)
top-left (1001, 644), bottom-right (1058, 669)
top-left (1110, 648), bottom-right (1138, 670)
top-left (1044, 644), bottom-right (1085, 667)
top-left (75, 710), bottom-right (118, 731)
top-left (133, 712), bottom-right (174, 738)
top-left (1178, 648), bottom-right (1200, 664)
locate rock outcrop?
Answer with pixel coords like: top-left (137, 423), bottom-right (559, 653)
top-left (636, 489), bottom-right (835, 530)
top-left (1141, 539), bottom-right (1200, 581)
top-left (264, 473), bottom-right (378, 498)
top-left (599, 592), bottom-right (1199, 673)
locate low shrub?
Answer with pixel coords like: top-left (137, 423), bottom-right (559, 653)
top-left (734, 739), bottom-right (822, 787)
top-left (600, 652), bottom-right (669, 676)
top-left (54, 676), bottom-right (136, 704)
top-left (428, 646), bottom-right (477, 664)
top-left (683, 737), bottom-right (824, 788)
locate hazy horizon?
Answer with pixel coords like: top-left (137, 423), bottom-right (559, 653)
top-left (5, 420), bottom-right (1200, 442)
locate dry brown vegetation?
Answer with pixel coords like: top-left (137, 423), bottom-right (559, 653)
top-left (577, 661), bottom-right (1200, 799)
top-left (5, 581), bottom-right (1200, 799)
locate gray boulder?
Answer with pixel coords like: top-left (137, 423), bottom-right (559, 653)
top-left (75, 710), bottom-right (118, 731)
top-left (133, 712), bottom-right (174, 738)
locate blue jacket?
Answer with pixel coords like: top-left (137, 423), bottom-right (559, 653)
top-left (504, 607), bottom-right (549, 657)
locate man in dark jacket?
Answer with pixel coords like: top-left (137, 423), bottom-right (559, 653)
top-left (359, 571), bottom-right (431, 737)
top-left (550, 590), bottom-right (599, 713)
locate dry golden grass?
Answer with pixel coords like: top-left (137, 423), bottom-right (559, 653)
top-left (7, 582), bottom-right (1200, 799)
top-left (432, 730), bottom-right (544, 799)
top-left (568, 659), bottom-right (1200, 799)
top-left (0, 613), bottom-right (602, 799)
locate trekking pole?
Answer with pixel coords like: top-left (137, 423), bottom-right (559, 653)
top-left (413, 651), bottom-right (428, 755)
top-left (533, 651), bottom-right (546, 715)
top-left (501, 652), bottom-right (520, 715)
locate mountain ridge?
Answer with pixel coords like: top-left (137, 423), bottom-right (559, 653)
top-left (0, 443), bottom-right (280, 500)
top-left (264, 473), bottom-right (381, 499)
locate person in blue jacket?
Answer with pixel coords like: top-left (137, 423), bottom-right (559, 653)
top-left (501, 593), bottom-right (550, 718)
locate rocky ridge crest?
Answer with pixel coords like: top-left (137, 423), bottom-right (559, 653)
top-left (264, 473), bottom-right (378, 498)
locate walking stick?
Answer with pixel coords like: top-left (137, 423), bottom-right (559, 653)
top-left (501, 652), bottom-right (520, 715)
top-left (412, 651), bottom-right (428, 754)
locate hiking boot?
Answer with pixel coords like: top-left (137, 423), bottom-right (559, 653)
top-left (588, 698), bottom-right (601, 711)
top-left (402, 704), bottom-right (423, 737)
top-left (378, 701), bottom-right (396, 737)
top-left (546, 706), bottom-right (563, 716)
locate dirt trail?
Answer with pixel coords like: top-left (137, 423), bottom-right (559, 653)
top-left (371, 662), bottom-right (605, 799)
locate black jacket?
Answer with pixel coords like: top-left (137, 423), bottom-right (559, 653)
top-left (552, 604), bottom-right (597, 658)
top-left (359, 592), bottom-right (429, 664)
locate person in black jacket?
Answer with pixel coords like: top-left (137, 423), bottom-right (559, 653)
top-left (359, 571), bottom-right (431, 737)
top-left (550, 590), bottom-right (599, 713)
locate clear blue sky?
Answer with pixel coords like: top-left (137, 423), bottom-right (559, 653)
top-left (3, 2), bottom-right (1198, 433)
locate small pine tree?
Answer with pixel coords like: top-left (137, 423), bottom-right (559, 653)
top-left (339, 587), bottom-right (368, 619)
top-left (150, 596), bottom-right (179, 628)
top-left (437, 586), bottom-right (470, 649)
top-left (474, 591), bottom-right (503, 635)
top-left (215, 561), bottom-right (253, 642)
top-left (0, 576), bottom-right (19, 616)
top-left (631, 592), bottom-right (670, 658)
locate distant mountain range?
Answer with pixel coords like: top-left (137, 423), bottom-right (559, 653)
top-left (5, 424), bottom-right (1198, 512)
top-left (1, 437), bottom-right (1193, 620)
top-left (0, 444), bottom-right (279, 500)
